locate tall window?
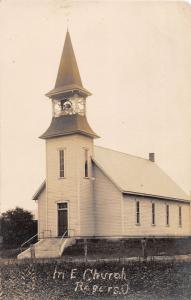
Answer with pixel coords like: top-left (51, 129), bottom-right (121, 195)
top-left (84, 149), bottom-right (89, 178)
top-left (59, 150), bottom-right (64, 178)
top-left (152, 203), bottom-right (155, 225)
top-left (166, 204), bottom-right (169, 226)
top-left (136, 201), bottom-right (140, 225)
top-left (179, 206), bottom-right (182, 226)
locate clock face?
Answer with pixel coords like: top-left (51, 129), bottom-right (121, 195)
top-left (54, 99), bottom-right (74, 116)
top-left (53, 96), bottom-right (86, 117)
top-left (60, 100), bottom-right (72, 112)
top-left (63, 100), bottom-right (72, 110)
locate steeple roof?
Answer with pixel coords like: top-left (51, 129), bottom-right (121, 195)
top-left (55, 31), bottom-right (82, 88)
top-left (46, 31), bottom-right (91, 98)
top-left (40, 114), bottom-right (99, 139)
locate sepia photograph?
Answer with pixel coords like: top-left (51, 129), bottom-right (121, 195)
top-left (1, 0), bottom-right (191, 299)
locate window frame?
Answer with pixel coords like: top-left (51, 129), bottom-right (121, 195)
top-left (178, 206), bottom-right (182, 227)
top-left (136, 200), bottom-right (140, 225)
top-left (57, 202), bottom-right (68, 210)
top-left (166, 204), bottom-right (169, 226)
top-left (151, 202), bottom-right (155, 225)
top-left (59, 149), bottom-right (65, 178)
top-left (84, 148), bottom-right (89, 178)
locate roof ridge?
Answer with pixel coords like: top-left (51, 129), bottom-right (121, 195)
top-left (93, 145), bottom-right (190, 201)
top-left (94, 145), bottom-right (151, 163)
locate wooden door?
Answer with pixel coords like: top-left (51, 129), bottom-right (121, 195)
top-left (58, 203), bottom-right (68, 237)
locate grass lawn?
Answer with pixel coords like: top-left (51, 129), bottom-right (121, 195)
top-left (1, 259), bottom-right (191, 299)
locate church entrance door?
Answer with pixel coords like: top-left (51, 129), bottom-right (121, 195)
top-left (57, 203), bottom-right (68, 237)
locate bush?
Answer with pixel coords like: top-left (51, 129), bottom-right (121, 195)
top-left (0, 207), bottom-right (37, 248)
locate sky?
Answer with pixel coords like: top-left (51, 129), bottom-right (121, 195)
top-left (1, 0), bottom-right (191, 214)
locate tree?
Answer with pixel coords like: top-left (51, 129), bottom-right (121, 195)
top-left (0, 207), bottom-right (37, 248)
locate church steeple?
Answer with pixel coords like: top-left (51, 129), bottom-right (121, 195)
top-left (40, 31), bottom-right (98, 140)
top-left (46, 31), bottom-right (91, 99)
top-left (55, 31), bottom-right (83, 89)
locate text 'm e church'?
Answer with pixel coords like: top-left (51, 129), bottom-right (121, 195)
top-left (19, 31), bottom-right (191, 259)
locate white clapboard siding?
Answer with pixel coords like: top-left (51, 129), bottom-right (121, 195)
top-left (93, 164), bottom-right (122, 236)
top-left (123, 195), bottom-right (191, 236)
top-left (38, 136), bottom-right (191, 239)
top-left (37, 188), bottom-right (46, 236)
top-left (92, 163), bottom-right (191, 237)
top-left (45, 134), bottom-right (94, 237)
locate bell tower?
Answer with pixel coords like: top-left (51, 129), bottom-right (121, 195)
top-left (40, 31), bottom-right (98, 238)
top-left (41, 31), bottom-right (97, 139)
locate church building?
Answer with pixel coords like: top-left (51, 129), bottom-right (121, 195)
top-left (19, 31), bottom-right (191, 259)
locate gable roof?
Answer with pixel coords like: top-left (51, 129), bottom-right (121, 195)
top-left (33, 146), bottom-right (190, 202)
top-left (93, 146), bottom-right (190, 202)
top-left (32, 180), bottom-right (46, 200)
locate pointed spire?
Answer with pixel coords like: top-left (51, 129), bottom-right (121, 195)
top-left (46, 31), bottom-right (91, 98)
top-left (55, 31), bottom-right (82, 89)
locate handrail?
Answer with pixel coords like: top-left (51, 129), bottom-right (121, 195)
top-left (60, 229), bottom-right (75, 245)
top-left (20, 229), bottom-right (76, 254)
top-left (59, 229), bottom-right (75, 255)
top-left (20, 233), bottom-right (38, 253)
top-left (20, 229), bottom-right (52, 253)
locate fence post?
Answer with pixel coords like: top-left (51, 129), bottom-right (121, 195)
top-left (84, 239), bottom-right (88, 262)
top-left (30, 244), bottom-right (35, 259)
top-left (141, 238), bottom-right (147, 260)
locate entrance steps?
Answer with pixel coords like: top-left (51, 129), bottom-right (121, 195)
top-left (17, 237), bottom-right (76, 259)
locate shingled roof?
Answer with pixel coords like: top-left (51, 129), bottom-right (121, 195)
top-left (93, 146), bottom-right (190, 202)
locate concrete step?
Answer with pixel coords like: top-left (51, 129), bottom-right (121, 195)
top-left (18, 237), bottom-right (76, 259)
